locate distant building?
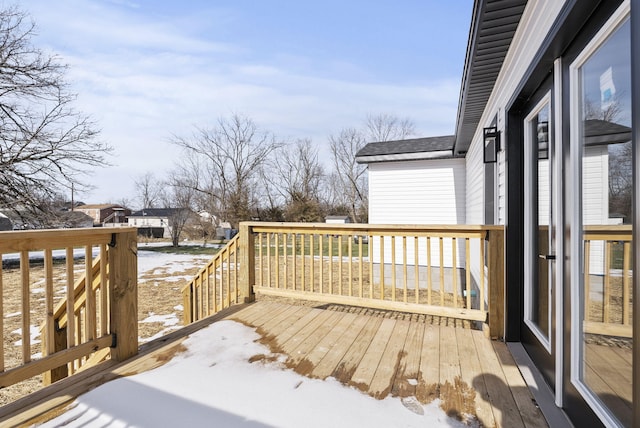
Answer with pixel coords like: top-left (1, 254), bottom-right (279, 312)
top-left (128, 208), bottom-right (181, 238)
top-left (325, 216), bottom-right (351, 224)
top-left (74, 204), bottom-right (131, 226)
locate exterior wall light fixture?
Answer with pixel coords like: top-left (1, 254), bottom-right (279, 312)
top-left (483, 126), bottom-right (500, 163)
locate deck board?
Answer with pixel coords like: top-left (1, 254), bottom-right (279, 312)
top-left (585, 343), bottom-right (632, 403)
top-left (311, 313), bottom-right (371, 379)
top-left (350, 317), bottom-right (397, 390)
top-left (331, 314), bottom-right (384, 384)
top-left (368, 319), bottom-right (411, 398)
top-left (390, 319), bottom-right (424, 398)
top-left (472, 329), bottom-right (525, 428)
top-left (5, 301), bottom-right (549, 428)
top-left (235, 302), bottom-right (548, 427)
top-left (283, 309), bottom-right (344, 365)
top-left (416, 324), bottom-right (440, 404)
top-left (439, 323), bottom-right (466, 419)
top-left (456, 327), bottom-right (496, 427)
top-left (492, 340), bottom-right (548, 428)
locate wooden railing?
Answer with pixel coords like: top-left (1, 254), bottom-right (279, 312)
top-left (183, 222), bottom-right (505, 338)
top-left (182, 232), bottom-right (252, 324)
top-left (0, 228), bottom-right (138, 389)
top-left (584, 225), bottom-right (633, 338)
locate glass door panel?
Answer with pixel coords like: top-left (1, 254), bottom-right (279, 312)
top-left (525, 96), bottom-right (553, 350)
top-left (573, 15), bottom-right (632, 427)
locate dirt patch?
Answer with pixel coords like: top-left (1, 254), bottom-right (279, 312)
top-left (153, 343), bottom-right (188, 364)
top-left (290, 357), bottom-right (314, 377)
top-left (248, 353), bottom-right (281, 364)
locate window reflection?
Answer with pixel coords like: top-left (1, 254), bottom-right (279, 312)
top-left (579, 18), bottom-right (632, 427)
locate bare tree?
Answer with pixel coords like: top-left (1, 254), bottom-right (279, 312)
top-left (609, 141), bottom-right (632, 222)
top-left (163, 173), bottom-right (196, 247)
top-left (135, 172), bottom-right (163, 209)
top-left (329, 128), bottom-right (368, 223)
top-left (265, 139), bottom-right (326, 222)
top-left (171, 114), bottom-right (280, 228)
top-left (364, 113), bottom-right (415, 142)
top-left (0, 6), bottom-right (109, 217)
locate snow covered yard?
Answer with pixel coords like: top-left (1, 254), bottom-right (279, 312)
top-left (0, 246), bottom-right (214, 406)
top-left (136, 248), bottom-right (213, 341)
top-left (39, 320), bottom-right (469, 428)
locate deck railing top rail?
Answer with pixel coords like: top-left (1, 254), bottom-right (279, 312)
top-left (248, 222), bottom-right (503, 234)
top-left (0, 228), bottom-right (119, 253)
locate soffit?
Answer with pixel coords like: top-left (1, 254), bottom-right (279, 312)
top-left (454, 0), bottom-right (527, 155)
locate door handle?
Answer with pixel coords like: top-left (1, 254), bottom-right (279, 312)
top-left (538, 254), bottom-right (556, 260)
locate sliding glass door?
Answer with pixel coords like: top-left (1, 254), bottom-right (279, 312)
top-left (570, 6), bottom-right (633, 426)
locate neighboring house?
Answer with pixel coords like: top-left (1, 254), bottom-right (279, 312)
top-left (358, 1), bottom-right (637, 426)
top-left (324, 215), bottom-right (350, 224)
top-left (128, 208), bottom-right (180, 238)
top-left (0, 209), bottom-right (93, 229)
top-left (357, 136), bottom-right (465, 270)
top-left (74, 204), bottom-right (131, 226)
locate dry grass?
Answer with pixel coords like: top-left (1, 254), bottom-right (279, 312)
top-left (587, 274), bottom-right (634, 325)
top-left (258, 255), bottom-right (469, 308)
top-left (1, 252), bottom-right (205, 406)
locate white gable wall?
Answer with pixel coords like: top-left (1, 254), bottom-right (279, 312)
top-left (369, 158), bottom-right (466, 225)
top-left (368, 158), bottom-right (466, 268)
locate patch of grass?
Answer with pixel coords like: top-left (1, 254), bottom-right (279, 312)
top-left (140, 244), bottom-right (224, 256)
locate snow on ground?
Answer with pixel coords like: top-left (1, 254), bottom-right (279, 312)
top-left (12, 325), bottom-right (40, 346)
top-left (137, 249), bottom-right (211, 283)
top-left (139, 312), bottom-right (181, 344)
top-left (40, 320), bottom-right (467, 428)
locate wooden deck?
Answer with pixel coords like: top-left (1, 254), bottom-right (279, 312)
top-left (230, 301), bottom-right (547, 428)
top-left (1, 301), bottom-right (548, 427)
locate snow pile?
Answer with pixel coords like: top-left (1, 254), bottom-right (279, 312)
top-left (41, 320), bottom-right (467, 428)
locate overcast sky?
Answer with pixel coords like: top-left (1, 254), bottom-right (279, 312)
top-left (25, 0), bottom-right (472, 206)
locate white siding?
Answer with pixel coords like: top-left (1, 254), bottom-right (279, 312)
top-left (465, 0), bottom-right (568, 226)
top-left (583, 145), bottom-right (609, 275)
top-left (368, 158), bottom-right (466, 267)
top-left (369, 158), bottom-right (466, 225)
top-left (464, 0), bottom-right (568, 294)
top-left (582, 145), bottom-right (608, 226)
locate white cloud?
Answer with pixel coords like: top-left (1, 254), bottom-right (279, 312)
top-left (25, 0), bottom-right (461, 205)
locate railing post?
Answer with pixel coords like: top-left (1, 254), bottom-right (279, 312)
top-left (183, 283), bottom-right (193, 324)
top-left (109, 230), bottom-right (138, 361)
top-left (239, 222), bottom-right (256, 303)
top-left (41, 322), bottom-right (68, 385)
top-left (487, 227), bottom-right (505, 340)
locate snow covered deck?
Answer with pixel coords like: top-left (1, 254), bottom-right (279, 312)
top-left (2, 301), bottom-right (548, 427)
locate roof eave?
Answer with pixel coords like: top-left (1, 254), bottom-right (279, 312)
top-left (453, 0), bottom-right (528, 155)
top-left (356, 150), bottom-right (455, 164)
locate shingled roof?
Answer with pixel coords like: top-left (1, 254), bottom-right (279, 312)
top-left (584, 119), bottom-right (632, 145)
top-left (355, 135), bottom-right (456, 164)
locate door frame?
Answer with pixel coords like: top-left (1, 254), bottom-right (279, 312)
top-left (568, 4), bottom-right (632, 426)
top-left (523, 90), bottom-right (554, 354)
top-left (503, 0), bottom-right (628, 426)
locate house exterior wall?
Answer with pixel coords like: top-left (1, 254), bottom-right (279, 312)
top-left (128, 216), bottom-right (168, 228)
top-left (368, 158), bottom-right (466, 267)
top-left (464, 0), bottom-right (568, 287)
top-left (369, 158), bottom-right (466, 225)
top-left (466, 0), bottom-right (568, 226)
top-left (75, 208), bottom-right (101, 224)
top-left (583, 145), bottom-right (610, 275)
